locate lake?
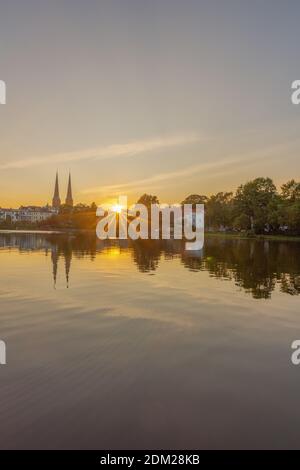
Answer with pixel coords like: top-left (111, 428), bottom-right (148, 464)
top-left (0, 232), bottom-right (299, 449)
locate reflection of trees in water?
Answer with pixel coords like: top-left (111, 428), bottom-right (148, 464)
top-left (47, 233), bottom-right (98, 262)
top-left (130, 237), bottom-right (300, 299)
top-left (130, 239), bottom-right (182, 273)
top-left (47, 235), bottom-right (130, 287)
top-left (182, 239), bottom-right (300, 299)
top-left (280, 273), bottom-right (300, 296)
top-left (130, 240), bottom-right (161, 273)
top-left (0, 233), bottom-right (299, 298)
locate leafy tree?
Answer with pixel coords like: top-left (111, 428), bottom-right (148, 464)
top-left (278, 181), bottom-right (300, 234)
top-left (137, 194), bottom-right (160, 208)
top-left (74, 203), bottom-right (90, 212)
top-left (281, 180), bottom-right (300, 201)
top-left (59, 204), bottom-right (73, 214)
top-left (232, 213), bottom-right (250, 231)
top-left (181, 194), bottom-right (208, 205)
top-left (206, 192), bottom-right (233, 229)
top-left (234, 177), bottom-right (278, 233)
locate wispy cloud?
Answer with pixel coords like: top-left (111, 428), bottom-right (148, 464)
top-left (81, 140), bottom-right (286, 197)
top-left (0, 133), bottom-right (201, 170)
top-left (81, 156), bottom-right (244, 196)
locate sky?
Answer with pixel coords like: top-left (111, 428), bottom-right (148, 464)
top-left (0, 0), bottom-right (300, 207)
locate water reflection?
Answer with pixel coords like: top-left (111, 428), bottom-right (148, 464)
top-left (0, 232), bottom-right (299, 298)
top-left (1, 231), bottom-right (300, 450)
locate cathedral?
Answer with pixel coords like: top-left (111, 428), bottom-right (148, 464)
top-left (52, 172), bottom-right (73, 208)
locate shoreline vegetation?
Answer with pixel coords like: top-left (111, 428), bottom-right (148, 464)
top-left (205, 232), bottom-right (300, 242)
top-left (1, 229), bottom-right (300, 243)
top-left (1, 177), bottom-right (300, 240)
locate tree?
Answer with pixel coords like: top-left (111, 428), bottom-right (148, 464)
top-left (234, 177), bottom-right (278, 233)
top-left (279, 180), bottom-right (300, 234)
top-left (286, 201), bottom-right (300, 232)
top-left (181, 194), bottom-right (208, 206)
top-left (136, 194), bottom-right (160, 237)
top-left (281, 180), bottom-right (300, 201)
top-left (206, 192), bottom-right (233, 229)
top-left (74, 203), bottom-right (90, 212)
top-left (232, 213), bottom-right (250, 231)
top-left (59, 204), bottom-right (73, 214)
top-left (137, 194), bottom-right (160, 208)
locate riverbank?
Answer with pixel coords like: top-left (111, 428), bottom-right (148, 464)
top-left (0, 229), bottom-right (62, 234)
top-left (206, 232), bottom-right (300, 242)
top-left (0, 229), bottom-right (95, 235)
top-left (1, 228), bottom-right (300, 242)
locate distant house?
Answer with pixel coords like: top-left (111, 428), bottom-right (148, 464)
top-left (0, 173), bottom-right (73, 224)
top-left (0, 206), bottom-right (58, 223)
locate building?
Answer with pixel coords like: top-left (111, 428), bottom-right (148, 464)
top-left (0, 206), bottom-right (58, 224)
top-left (0, 173), bottom-right (74, 224)
top-left (65, 172), bottom-right (73, 207)
top-left (52, 171), bottom-right (73, 208)
top-left (52, 172), bottom-right (61, 209)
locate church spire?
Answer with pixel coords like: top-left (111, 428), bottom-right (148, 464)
top-left (52, 171), bottom-right (61, 208)
top-left (65, 172), bottom-right (73, 207)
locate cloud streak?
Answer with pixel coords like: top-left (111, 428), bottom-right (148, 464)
top-left (81, 141), bottom-right (286, 197)
top-left (0, 133), bottom-right (201, 170)
top-left (81, 156), bottom-right (244, 196)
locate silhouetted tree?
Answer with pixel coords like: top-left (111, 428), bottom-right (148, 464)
top-left (234, 177), bottom-right (278, 233)
top-left (137, 194), bottom-right (160, 208)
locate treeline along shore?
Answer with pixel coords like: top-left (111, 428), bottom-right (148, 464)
top-left (1, 177), bottom-right (300, 239)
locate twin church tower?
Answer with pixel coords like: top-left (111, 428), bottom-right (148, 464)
top-left (52, 172), bottom-right (73, 208)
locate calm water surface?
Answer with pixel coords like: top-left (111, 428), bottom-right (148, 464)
top-left (0, 233), bottom-right (299, 449)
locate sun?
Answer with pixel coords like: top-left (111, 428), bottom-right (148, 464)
top-left (111, 204), bottom-right (123, 214)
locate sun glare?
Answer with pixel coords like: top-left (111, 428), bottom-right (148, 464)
top-left (112, 204), bottom-right (123, 214)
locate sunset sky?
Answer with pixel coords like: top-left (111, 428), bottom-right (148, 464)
top-left (0, 0), bottom-right (300, 207)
